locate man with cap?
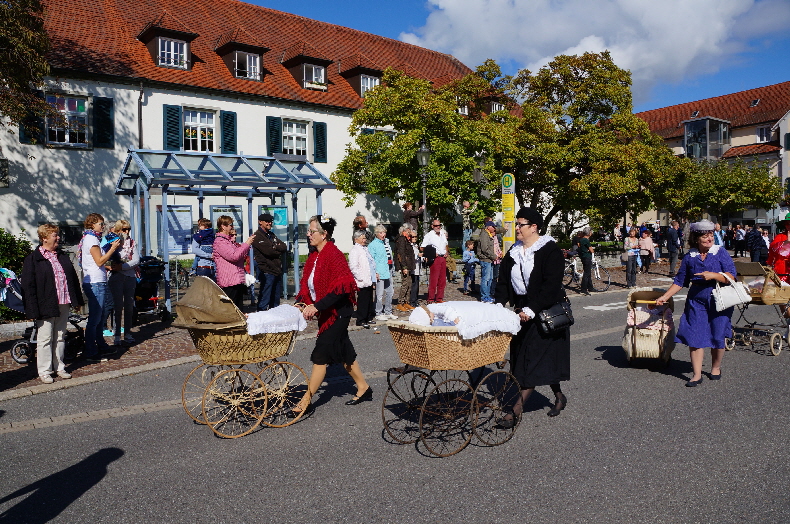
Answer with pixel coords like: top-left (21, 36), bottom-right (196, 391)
top-left (420, 218), bottom-right (449, 303)
top-left (477, 220), bottom-right (498, 303)
top-left (252, 212), bottom-right (287, 311)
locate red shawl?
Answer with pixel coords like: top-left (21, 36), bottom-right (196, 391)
top-left (296, 242), bottom-right (358, 334)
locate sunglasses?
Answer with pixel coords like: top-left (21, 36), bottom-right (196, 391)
top-left (432, 224), bottom-right (442, 228)
top-left (121, 228), bottom-right (131, 232)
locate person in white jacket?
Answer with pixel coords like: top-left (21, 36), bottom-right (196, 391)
top-left (348, 229), bottom-right (377, 328)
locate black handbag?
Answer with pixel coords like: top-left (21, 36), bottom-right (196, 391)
top-left (536, 297), bottom-right (574, 335)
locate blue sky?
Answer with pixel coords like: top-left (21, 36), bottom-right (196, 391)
top-left (255, 0), bottom-right (790, 113)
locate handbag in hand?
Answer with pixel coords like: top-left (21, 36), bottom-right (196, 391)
top-left (712, 271), bottom-right (751, 312)
top-left (536, 297), bottom-right (574, 335)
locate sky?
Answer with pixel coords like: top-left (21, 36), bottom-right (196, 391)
top-left (252, 0), bottom-right (790, 113)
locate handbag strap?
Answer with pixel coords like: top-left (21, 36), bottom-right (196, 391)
top-left (717, 271), bottom-right (749, 301)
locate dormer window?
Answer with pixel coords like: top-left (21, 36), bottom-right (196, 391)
top-left (691, 110), bottom-right (699, 117)
top-left (159, 37), bottom-right (188, 68)
top-left (281, 42), bottom-right (333, 91)
top-left (304, 64), bottom-right (325, 88)
top-left (360, 75), bottom-right (380, 97)
top-left (235, 51), bottom-right (260, 80)
top-left (750, 99), bottom-right (760, 107)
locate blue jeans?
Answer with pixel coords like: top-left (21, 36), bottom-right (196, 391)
top-left (463, 228), bottom-right (472, 245)
top-left (83, 282), bottom-right (110, 356)
top-left (256, 269), bottom-right (283, 311)
top-left (463, 262), bottom-right (476, 292)
top-left (195, 266), bottom-right (215, 281)
top-left (480, 261), bottom-right (493, 302)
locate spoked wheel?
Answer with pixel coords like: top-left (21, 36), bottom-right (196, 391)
top-left (382, 369), bottom-right (434, 444)
top-left (182, 364), bottom-right (229, 424)
top-left (592, 266), bottom-right (611, 292)
top-left (202, 368), bottom-right (267, 438)
top-left (258, 361), bottom-right (309, 427)
top-left (472, 371), bottom-right (521, 447)
top-left (769, 333), bottom-right (784, 356)
top-left (11, 341), bottom-right (32, 365)
top-left (724, 337), bottom-right (736, 351)
top-left (562, 266), bottom-right (575, 287)
top-left (419, 378), bottom-right (474, 457)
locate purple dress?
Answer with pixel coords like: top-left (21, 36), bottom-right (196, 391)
top-left (673, 245), bottom-right (736, 348)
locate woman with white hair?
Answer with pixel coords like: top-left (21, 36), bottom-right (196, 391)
top-left (656, 220), bottom-right (736, 387)
top-left (348, 228), bottom-right (376, 328)
top-left (368, 224), bottom-right (396, 320)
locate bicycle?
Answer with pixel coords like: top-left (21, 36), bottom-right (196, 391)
top-left (169, 260), bottom-right (191, 290)
top-left (563, 253), bottom-right (611, 292)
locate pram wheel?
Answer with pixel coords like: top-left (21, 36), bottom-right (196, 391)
top-left (258, 361), bottom-right (308, 428)
top-left (419, 378), bottom-right (474, 457)
top-left (11, 341), bottom-right (32, 364)
top-left (182, 364), bottom-right (229, 424)
top-left (725, 337), bottom-right (735, 351)
top-left (382, 369), bottom-right (434, 444)
top-left (473, 370), bottom-right (521, 447)
top-left (769, 333), bottom-right (784, 356)
top-left (202, 368), bottom-right (267, 438)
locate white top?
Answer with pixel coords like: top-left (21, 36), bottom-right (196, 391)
top-left (308, 262), bottom-right (317, 301)
top-left (508, 235), bottom-right (556, 319)
top-left (421, 230), bottom-right (448, 256)
top-left (81, 235), bottom-right (107, 283)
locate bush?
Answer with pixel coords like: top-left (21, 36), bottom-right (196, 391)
top-left (0, 228), bottom-right (32, 321)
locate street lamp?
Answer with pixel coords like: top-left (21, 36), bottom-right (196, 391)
top-left (416, 140), bottom-right (431, 234)
top-left (473, 150), bottom-right (490, 199)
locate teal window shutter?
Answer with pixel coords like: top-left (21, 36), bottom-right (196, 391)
top-left (19, 91), bottom-right (46, 145)
top-left (93, 97), bottom-right (115, 149)
top-left (266, 116), bottom-right (282, 156)
top-left (785, 132), bottom-right (790, 151)
top-left (220, 110), bottom-right (237, 154)
top-left (163, 104), bottom-right (183, 151)
top-left (313, 121), bottom-right (327, 163)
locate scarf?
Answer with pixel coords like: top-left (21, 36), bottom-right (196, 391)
top-left (77, 229), bottom-right (101, 267)
top-left (297, 241), bottom-right (358, 334)
top-left (120, 237), bottom-right (135, 262)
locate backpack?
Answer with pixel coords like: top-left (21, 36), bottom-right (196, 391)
top-left (423, 244), bottom-right (437, 267)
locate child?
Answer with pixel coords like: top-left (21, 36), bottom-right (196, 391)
top-left (191, 218), bottom-right (216, 280)
top-left (462, 240), bottom-right (479, 295)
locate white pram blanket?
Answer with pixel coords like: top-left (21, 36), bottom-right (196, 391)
top-left (408, 301), bottom-right (521, 340)
top-left (246, 305), bottom-right (307, 335)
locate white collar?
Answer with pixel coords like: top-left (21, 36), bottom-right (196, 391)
top-left (688, 244), bottom-right (721, 257)
top-left (511, 235), bottom-right (555, 257)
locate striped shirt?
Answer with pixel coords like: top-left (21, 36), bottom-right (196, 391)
top-left (39, 246), bottom-right (71, 304)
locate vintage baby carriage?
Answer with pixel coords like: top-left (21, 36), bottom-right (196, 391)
top-left (621, 287), bottom-right (676, 366)
top-left (172, 276), bottom-right (307, 438)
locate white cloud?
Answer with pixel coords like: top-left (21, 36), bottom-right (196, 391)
top-left (400, 0), bottom-right (790, 104)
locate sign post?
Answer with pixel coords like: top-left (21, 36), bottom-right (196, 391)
top-left (502, 173), bottom-right (515, 251)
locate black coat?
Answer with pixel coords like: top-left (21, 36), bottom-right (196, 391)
top-left (495, 239), bottom-right (570, 388)
top-left (251, 227), bottom-right (287, 276)
top-left (21, 247), bottom-right (84, 320)
top-left (666, 227), bottom-right (680, 253)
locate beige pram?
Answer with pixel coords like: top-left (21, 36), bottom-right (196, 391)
top-left (621, 287), bottom-right (676, 366)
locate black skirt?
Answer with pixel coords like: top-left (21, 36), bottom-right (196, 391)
top-left (310, 316), bottom-right (357, 366)
top-left (509, 319), bottom-right (570, 388)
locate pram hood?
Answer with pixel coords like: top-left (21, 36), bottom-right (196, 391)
top-left (172, 276), bottom-right (246, 331)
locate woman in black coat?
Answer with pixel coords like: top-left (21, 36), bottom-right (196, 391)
top-left (21, 224), bottom-right (85, 383)
top-left (495, 208), bottom-right (570, 426)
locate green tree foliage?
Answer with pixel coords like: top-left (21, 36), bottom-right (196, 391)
top-left (0, 0), bottom-right (57, 136)
top-left (0, 227), bottom-right (32, 320)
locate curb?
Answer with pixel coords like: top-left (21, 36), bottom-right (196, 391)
top-left (0, 321), bottom-right (33, 337)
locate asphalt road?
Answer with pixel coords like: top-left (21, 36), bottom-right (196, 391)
top-left (1, 284), bottom-right (789, 523)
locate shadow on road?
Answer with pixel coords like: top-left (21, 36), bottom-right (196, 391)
top-left (0, 447), bottom-right (124, 523)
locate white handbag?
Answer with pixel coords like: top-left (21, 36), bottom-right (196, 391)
top-left (712, 271), bottom-right (751, 312)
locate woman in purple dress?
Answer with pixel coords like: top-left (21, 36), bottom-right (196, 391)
top-left (656, 220), bottom-right (735, 387)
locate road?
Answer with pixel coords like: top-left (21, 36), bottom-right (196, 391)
top-left (1, 285), bottom-right (789, 523)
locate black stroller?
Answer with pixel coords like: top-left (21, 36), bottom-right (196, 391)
top-left (134, 256), bottom-right (169, 323)
top-left (0, 267), bottom-right (85, 365)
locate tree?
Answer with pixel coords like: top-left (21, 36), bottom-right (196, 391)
top-left (0, 0), bottom-right (57, 138)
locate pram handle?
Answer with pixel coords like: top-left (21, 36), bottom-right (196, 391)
top-left (634, 300), bottom-right (658, 305)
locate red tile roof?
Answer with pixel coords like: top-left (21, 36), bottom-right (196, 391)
top-left (338, 53), bottom-right (383, 75)
top-left (42, 0), bottom-right (472, 110)
top-left (635, 81), bottom-right (790, 139)
top-left (721, 141), bottom-right (782, 158)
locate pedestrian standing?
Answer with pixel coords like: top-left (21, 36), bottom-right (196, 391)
top-left (191, 218), bottom-right (216, 280)
top-left (460, 200), bottom-right (478, 244)
top-left (734, 224), bottom-right (746, 257)
top-left (394, 224), bottom-right (416, 311)
top-left (348, 229), bottom-right (376, 328)
top-left (213, 215), bottom-right (255, 310)
top-left (402, 202), bottom-right (424, 233)
top-left (578, 227), bottom-right (594, 295)
top-left (462, 239), bottom-right (479, 295)
top-left (421, 219), bottom-right (449, 303)
top-left (251, 213), bottom-right (287, 311)
top-left (623, 228), bottom-right (640, 287)
top-left (369, 225), bottom-right (396, 320)
top-left (666, 221), bottom-right (680, 277)
top-left (476, 221), bottom-right (498, 303)
top-left (639, 230), bottom-right (655, 273)
top-left (409, 231), bottom-right (422, 307)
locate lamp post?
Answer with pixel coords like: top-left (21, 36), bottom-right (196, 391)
top-left (473, 150), bottom-right (490, 199)
top-left (416, 140), bottom-right (431, 234)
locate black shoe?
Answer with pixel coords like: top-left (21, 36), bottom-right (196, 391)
top-left (82, 354), bottom-right (104, 363)
top-left (685, 378), bottom-right (703, 387)
top-left (709, 371), bottom-right (721, 381)
top-left (99, 348), bottom-right (116, 357)
top-left (285, 403), bottom-right (314, 419)
top-left (495, 411), bottom-right (519, 429)
top-left (345, 386), bottom-right (373, 405)
top-left (547, 393), bottom-right (567, 417)
top-left (367, 320), bottom-right (376, 325)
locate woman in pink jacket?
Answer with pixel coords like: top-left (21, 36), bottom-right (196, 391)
top-left (213, 215), bottom-right (254, 309)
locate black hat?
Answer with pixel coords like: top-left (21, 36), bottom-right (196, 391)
top-left (258, 213), bottom-right (274, 222)
top-left (515, 207), bottom-right (544, 229)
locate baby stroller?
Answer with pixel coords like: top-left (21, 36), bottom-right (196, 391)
top-left (621, 287), bottom-right (676, 366)
top-left (134, 256), bottom-right (168, 323)
top-left (1, 268), bottom-right (86, 365)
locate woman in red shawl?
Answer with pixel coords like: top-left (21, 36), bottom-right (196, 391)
top-left (288, 216), bottom-right (372, 418)
top-left (768, 213), bottom-right (790, 282)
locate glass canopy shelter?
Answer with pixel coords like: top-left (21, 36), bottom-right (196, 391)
top-left (115, 149), bottom-right (336, 311)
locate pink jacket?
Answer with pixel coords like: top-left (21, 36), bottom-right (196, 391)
top-left (213, 233), bottom-right (248, 287)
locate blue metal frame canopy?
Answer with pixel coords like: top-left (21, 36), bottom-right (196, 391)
top-left (115, 149), bottom-right (336, 311)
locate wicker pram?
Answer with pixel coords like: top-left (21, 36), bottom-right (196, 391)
top-left (621, 287), bottom-right (675, 364)
top-left (734, 262), bottom-right (790, 306)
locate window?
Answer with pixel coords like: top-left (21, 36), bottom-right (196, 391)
top-left (360, 75), bottom-right (380, 96)
top-left (183, 109), bottom-right (215, 152)
top-left (684, 118), bottom-right (730, 159)
top-left (750, 99), bottom-right (760, 107)
top-left (159, 37), bottom-right (187, 68)
top-left (282, 120), bottom-right (307, 155)
top-left (456, 97), bottom-right (468, 115)
top-left (46, 94), bottom-right (88, 146)
top-left (757, 126), bottom-right (772, 143)
top-left (304, 64), bottom-right (325, 86)
top-left (235, 52), bottom-right (260, 80)
top-left (691, 110), bottom-right (699, 117)
top-left (490, 102), bottom-right (504, 113)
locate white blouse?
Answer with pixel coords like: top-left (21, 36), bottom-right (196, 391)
top-left (508, 235), bottom-right (555, 318)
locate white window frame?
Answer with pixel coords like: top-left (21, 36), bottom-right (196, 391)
top-left (158, 37), bottom-right (188, 69)
top-left (360, 75), bottom-right (380, 97)
top-left (456, 97), bottom-right (469, 115)
top-left (46, 94), bottom-right (89, 147)
top-left (757, 126), bottom-right (772, 143)
top-left (282, 120), bottom-right (308, 156)
top-left (490, 102), bottom-right (505, 113)
top-left (235, 51), bottom-right (261, 81)
top-left (303, 64), bottom-right (326, 88)
top-left (183, 109), bottom-right (215, 152)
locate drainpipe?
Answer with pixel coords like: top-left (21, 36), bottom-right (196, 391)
top-left (137, 81), bottom-right (144, 149)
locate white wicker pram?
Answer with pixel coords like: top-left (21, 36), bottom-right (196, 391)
top-left (621, 287), bottom-right (676, 365)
